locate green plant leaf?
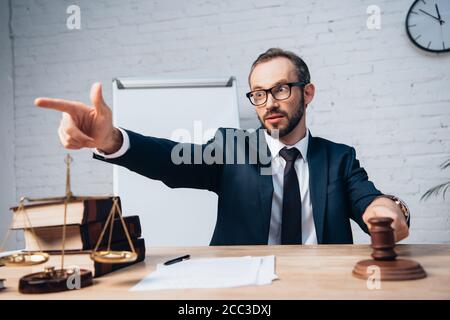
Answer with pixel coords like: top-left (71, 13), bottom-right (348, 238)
top-left (421, 181), bottom-right (450, 201)
top-left (441, 158), bottom-right (450, 170)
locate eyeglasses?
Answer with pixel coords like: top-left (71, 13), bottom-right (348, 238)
top-left (246, 82), bottom-right (307, 107)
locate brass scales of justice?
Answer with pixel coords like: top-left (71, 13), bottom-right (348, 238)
top-left (0, 154), bottom-right (137, 294)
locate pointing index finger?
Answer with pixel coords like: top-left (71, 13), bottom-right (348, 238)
top-left (34, 97), bottom-right (89, 116)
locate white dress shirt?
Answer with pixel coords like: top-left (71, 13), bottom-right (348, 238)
top-left (264, 129), bottom-right (317, 245)
top-left (93, 127), bottom-right (130, 159)
top-left (94, 127), bottom-right (318, 245)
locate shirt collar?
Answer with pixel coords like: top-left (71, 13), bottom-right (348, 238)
top-left (263, 128), bottom-right (309, 161)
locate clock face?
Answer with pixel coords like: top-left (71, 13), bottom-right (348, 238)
top-left (406, 0), bottom-right (450, 52)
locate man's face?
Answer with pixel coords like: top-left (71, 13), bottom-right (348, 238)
top-left (249, 57), bottom-right (305, 137)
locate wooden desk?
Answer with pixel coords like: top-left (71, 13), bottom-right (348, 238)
top-left (0, 245), bottom-right (449, 299)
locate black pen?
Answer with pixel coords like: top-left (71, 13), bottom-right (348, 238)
top-left (163, 254), bottom-right (190, 266)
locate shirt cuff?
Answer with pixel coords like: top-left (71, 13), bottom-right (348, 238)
top-left (92, 127), bottom-right (130, 159)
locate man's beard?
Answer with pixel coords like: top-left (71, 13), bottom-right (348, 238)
top-left (259, 97), bottom-right (305, 139)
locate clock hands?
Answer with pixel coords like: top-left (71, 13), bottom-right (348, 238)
top-left (434, 3), bottom-right (445, 25)
top-left (435, 3), bottom-right (446, 50)
top-left (419, 8), bottom-right (441, 22)
top-left (418, 5), bottom-right (446, 25)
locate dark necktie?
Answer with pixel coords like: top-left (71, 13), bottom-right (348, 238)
top-left (279, 147), bottom-right (302, 245)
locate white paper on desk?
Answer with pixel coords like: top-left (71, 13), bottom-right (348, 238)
top-left (130, 255), bottom-right (278, 291)
top-left (256, 255), bottom-right (277, 285)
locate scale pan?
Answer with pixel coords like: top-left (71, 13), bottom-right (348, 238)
top-left (90, 250), bottom-right (137, 264)
top-left (0, 252), bottom-right (49, 267)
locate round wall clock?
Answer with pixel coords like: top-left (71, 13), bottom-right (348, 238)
top-left (406, 0), bottom-right (450, 52)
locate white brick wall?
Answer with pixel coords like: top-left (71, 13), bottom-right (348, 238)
top-left (4, 0), bottom-right (450, 246)
top-left (0, 0), bottom-right (16, 250)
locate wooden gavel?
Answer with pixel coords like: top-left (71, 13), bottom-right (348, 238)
top-left (352, 217), bottom-right (427, 281)
top-left (368, 217), bottom-right (397, 261)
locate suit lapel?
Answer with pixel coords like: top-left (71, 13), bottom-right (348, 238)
top-left (307, 134), bottom-right (328, 244)
top-left (251, 128), bottom-right (274, 243)
top-left (258, 162), bottom-right (273, 243)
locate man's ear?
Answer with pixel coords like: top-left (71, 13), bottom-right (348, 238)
top-left (303, 83), bottom-right (315, 106)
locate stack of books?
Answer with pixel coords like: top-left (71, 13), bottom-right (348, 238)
top-left (11, 197), bottom-right (145, 277)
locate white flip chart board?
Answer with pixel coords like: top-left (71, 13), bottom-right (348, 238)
top-left (112, 77), bottom-right (240, 246)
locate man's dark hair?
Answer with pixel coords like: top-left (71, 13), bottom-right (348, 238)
top-left (248, 48), bottom-right (311, 86)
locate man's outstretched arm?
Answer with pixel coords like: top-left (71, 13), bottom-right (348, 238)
top-left (345, 147), bottom-right (409, 242)
top-left (35, 82), bottom-right (223, 194)
top-left (93, 128), bottom-right (224, 193)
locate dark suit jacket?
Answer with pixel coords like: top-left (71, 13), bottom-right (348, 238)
top-left (93, 127), bottom-right (383, 245)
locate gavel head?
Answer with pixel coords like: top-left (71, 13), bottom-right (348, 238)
top-left (368, 217), bottom-right (397, 261)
